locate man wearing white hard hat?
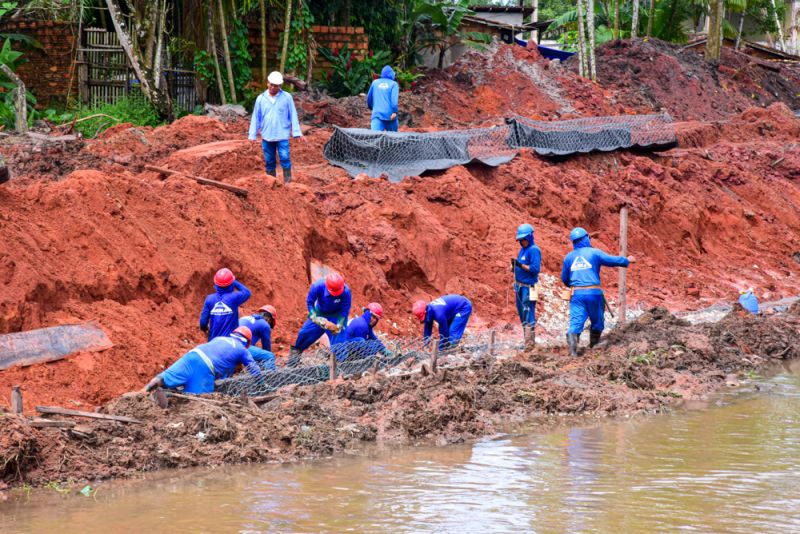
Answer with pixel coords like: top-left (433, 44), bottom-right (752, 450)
top-left (248, 71), bottom-right (303, 183)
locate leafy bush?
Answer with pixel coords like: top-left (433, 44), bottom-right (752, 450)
top-left (318, 45), bottom-right (392, 98)
top-left (39, 92), bottom-right (163, 138)
top-left (394, 67), bottom-right (423, 91)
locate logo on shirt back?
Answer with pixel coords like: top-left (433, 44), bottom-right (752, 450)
top-left (210, 302), bottom-right (233, 315)
top-left (432, 298), bottom-right (446, 306)
top-left (378, 82), bottom-right (390, 90)
top-left (570, 256), bottom-right (592, 272)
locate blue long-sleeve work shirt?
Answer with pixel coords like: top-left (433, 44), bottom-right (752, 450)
top-left (366, 66), bottom-right (399, 121)
top-left (248, 89), bottom-right (302, 142)
top-left (239, 313), bottom-right (272, 351)
top-left (194, 335), bottom-right (261, 379)
top-left (338, 310), bottom-right (386, 350)
top-left (515, 232), bottom-right (541, 286)
top-left (306, 279), bottom-right (352, 329)
top-left (560, 236), bottom-right (629, 294)
top-left (200, 280), bottom-right (251, 340)
top-left (422, 294), bottom-right (472, 343)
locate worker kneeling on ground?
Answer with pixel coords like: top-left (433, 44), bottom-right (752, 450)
top-left (513, 223), bottom-right (541, 349)
top-left (240, 304), bottom-right (278, 370)
top-left (199, 268), bottom-right (251, 341)
top-left (561, 227), bottom-right (635, 356)
top-left (413, 294), bottom-right (473, 352)
top-left (332, 302), bottom-right (390, 361)
top-left (289, 272), bottom-right (352, 366)
top-left (738, 288), bottom-right (760, 315)
top-left (367, 65), bottom-right (399, 132)
top-left (142, 326), bottom-right (262, 394)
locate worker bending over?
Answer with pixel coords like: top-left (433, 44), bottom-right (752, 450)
top-left (142, 326), bottom-right (261, 394)
top-left (332, 303), bottom-right (389, 361)
top-left (289, 272), bottom-right (352, 366)
top-left (513, 223), bottom-right (541, 348)
top-left (561, 227), bottom-right (635, 356)
top-left (199, 268), bottom-right (251, 341)
top-left (240, 304), bottom-right (277, 370)
top-left (413, 294), bottom-right (473, 352)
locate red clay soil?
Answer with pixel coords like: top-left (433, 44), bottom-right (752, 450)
top-left (0, 41), bottom-right (799, 414)
top-left (1, 305), bottom-right (798, 489)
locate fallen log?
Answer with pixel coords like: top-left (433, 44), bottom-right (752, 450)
top-left (144, 165), bottom-right (248, 198)
top-left (36, 406), bottom-right (143, 424)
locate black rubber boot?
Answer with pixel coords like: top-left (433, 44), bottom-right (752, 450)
top-left (589, 330), bottom-right (602, 348)
top-left (287, 346), bottom-right (301, 367)
top-left (283, 168), bottom-right (292, 184)
top-left (567, 333), bottom-right (579, 357)
top-left (266, 168), bottom-right (277, 178)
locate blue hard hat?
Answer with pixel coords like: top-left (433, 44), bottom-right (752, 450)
top-left (516, 223), bottom-right (533, 240)
top-left (570, 227), bottom-right (589, 241)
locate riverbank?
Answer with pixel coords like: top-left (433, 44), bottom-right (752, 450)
top-left (1, 305), bottom-right (798, 493)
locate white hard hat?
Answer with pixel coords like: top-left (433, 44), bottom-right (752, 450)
top-left (267, 71), bottom-right (284, 85)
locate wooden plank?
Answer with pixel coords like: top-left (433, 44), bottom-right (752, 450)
top-left (11, 386), bottom-right (23, 414)
top-left (144, 165), bottom-right (248, 197)
top-left (36, 406), bottom-right (143, 424)
top-left (29, 418), bottom-right (76, 429)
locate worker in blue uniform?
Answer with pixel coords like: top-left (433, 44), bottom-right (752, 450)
top-left (288, 272), bottom-right (352, 366)
top-left (412, 294), bottom-right (473, 352)
top-left (513, 223), bottom-right (541, 348)
top-left (142, 326), bottom-right (261, 394)
top-left (332, 303), bottom-right (389, 361)
top-left (199, 268), bottom-right (251, 341)
top-left (240, 304), bottom-right (277, 370)
top-left (560, 227), bottom-right (635, 356)
top-left (366, 65), bottom-right (399, 131)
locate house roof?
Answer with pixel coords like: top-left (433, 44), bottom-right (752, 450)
top-left (462, 14), bottom-right (552, 32)
top-left (471, 5), bottom-right (535, 16)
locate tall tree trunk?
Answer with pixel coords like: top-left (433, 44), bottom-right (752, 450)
top-left (153, 0), bottom-right (167, 90)
top-left (280, 0), bottom-right (293, 73)
top-left (217, 0), bottom-right (237, 102)
top-left (143, 2), bottom-right (157, 69)
top-left (260, 0), bottom-right (267, 83)
top-left (770, 0), bottom-right (786, 50)
top-left (0, 64), bottom-right (27, 132)
top-left (631, 0), bottom-right (640, 38)
top-left (207, 0), bottom-right (227, 104)
top-left (577, 0), bottom-right (588, 77)
top-left (613, 0), bottom-right (620, 39)
top-left (735, 11), bottom-right (745, 49)
top-left (705, 0), bottom-right (724, 62)
top-left (587, 0), bottom-right (596, 80)
top-left (647, 0), bottom-right (656, 37)
top-left (791, 0), bottom-right (800, 55)
top-left (104, 0), bottom-right (172, 118)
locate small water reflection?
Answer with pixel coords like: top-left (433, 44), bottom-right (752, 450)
top-left (3, 364), bottom-right (800, 534)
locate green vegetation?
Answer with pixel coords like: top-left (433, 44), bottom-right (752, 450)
top-left (318, 45), bottom-right (392, 97)
top-left (40, 94), bottom-right (164, 138)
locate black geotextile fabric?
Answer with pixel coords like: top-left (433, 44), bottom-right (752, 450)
top-left (323, 114), bottom-right (676, 180)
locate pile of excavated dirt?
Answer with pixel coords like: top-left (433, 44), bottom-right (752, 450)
top-left (1, 307), bottom-right (798, 489)
top-left (0, 42), bottom-right (799, 414)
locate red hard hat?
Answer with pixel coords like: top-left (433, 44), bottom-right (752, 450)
top-left (214, 268), bottom-right (235, 287)
top-left (367, 302), bottom-right (383, 319)
top-left (325, 272), bottom-right (345, 296)
top-left (259, 304), bottom-right (277, 323)
top-left (412, 300), bottom-right (428, 322)
top-left (231, 326), bottom-right (252, 348)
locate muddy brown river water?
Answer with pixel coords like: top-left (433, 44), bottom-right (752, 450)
top-left (2, 360), bottom-right (800, 533)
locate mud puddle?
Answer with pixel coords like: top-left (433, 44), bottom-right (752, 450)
top-left (2, 359), bottom-right (799, 533)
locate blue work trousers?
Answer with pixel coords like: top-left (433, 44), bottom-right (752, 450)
top-left (262, 139), bottom-right (291, 173)
top-left (439, 308), bottom-right (472, 351)
top-left (248, 346), bottom-right (276, 370)
top-left (370, 117), bottom-right (398, 132)
top-left (568, 291), bottom-right (605, 335)
top-left (515, 284), bottom-right (537, 327)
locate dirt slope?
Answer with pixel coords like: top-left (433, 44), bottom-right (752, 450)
top-left (0, 41), bottom-right (799, 411)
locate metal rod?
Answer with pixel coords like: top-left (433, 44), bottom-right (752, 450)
top-left (618, 205), bottom-right (629, 327)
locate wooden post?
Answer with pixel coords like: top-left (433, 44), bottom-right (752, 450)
top-left (11, 386), bottom-right (23, 414)
top-left (0, 64), bottom-right (28, 133)
top-left (431, 343), bottom-right (438, 374)
top-left (329, 351), bottom-right (337, 381)
top-left (489, 330), bottom-right (496, 357)
top-left (618, 206), bottom-right (629, 327)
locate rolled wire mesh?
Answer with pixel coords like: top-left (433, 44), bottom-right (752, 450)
top-left (215, 329), bottom-right (527, 397)
top-left (508, 113), bottom-right (677, 155)
top-left (323, 114), bottom-right (676, 180)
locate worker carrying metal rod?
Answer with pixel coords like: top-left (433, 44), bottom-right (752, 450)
top-left (560, 227), bottom-right (636, 356)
